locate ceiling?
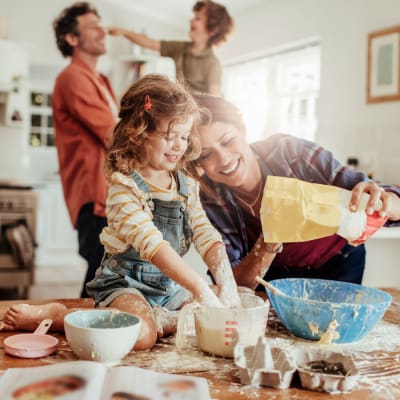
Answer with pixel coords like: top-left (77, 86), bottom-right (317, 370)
top-left (104, 0), bottom-right (266, 28)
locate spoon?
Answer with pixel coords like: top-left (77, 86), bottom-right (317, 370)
top-left (255, 276), bottom-right (285, 296)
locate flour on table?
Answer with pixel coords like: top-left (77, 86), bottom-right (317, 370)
top-left (268, 315), bottom-right (400, 399)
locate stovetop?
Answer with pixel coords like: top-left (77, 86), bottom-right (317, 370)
top-left (0, 184), bottom-right (33, 190)
top-left (0, 183), bottom-right (37, 211)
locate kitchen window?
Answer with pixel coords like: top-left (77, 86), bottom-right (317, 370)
top-left (224, 42), bottom-right (320, 143)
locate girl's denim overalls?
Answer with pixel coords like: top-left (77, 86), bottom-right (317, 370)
top-left (86, 171), bottom-right (193, 311)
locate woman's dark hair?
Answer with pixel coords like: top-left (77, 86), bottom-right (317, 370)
top-left (193, 1), bottom-right (234, 47)
top-left (186, 92), bottom-right (245, 181)
top-left (192, 92), bottom-right (245, 132)
top-left (53, 2), bottom-right (99, 57)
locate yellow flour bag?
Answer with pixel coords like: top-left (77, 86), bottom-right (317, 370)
top-left (260, 176), bottom-right (387, 244)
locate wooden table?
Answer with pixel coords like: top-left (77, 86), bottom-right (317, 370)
top-left (0, 290), bottom-right (400, 399)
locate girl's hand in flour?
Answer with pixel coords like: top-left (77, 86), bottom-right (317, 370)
top-left (217, 256), bottom-right (241, 308)
top-left (204, 243), bottom-right (241, 308)
top-left (196, 279), bottom-right (223, 308)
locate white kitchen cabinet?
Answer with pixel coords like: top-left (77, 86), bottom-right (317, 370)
top-left (35, 181), bottom-right (77, 253)
top-left (363, 228), bottom-right (400, 288)
top-left (32, 181), bottom-right (86, 299)
top-left (0, 40), bottom-right (29, 85)
top-left (0, 40), bottom-right (29, 129)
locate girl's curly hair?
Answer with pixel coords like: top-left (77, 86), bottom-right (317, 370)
top-left (106, 74), bottom-right (201, 179)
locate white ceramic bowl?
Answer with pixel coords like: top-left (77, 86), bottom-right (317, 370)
top-left (64, 310), bottom-right (141, 364)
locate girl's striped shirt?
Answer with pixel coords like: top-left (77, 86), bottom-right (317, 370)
top-left (100, 171), bottom-right (222, 261)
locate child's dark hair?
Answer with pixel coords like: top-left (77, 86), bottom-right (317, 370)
top-left (53, 2), bottom-right (99, 57)
top-left (193, 1), bottom-right (234, 47)
top-left (106, 75), bottom-right (201, 178)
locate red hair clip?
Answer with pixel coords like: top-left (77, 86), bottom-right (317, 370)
top-left (144, 95), bottom-right (152, 111)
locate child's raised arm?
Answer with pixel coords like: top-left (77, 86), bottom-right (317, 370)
top-left (107, 27), bottom-right (161, 52)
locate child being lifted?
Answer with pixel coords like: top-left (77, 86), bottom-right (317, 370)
top-left (108, 0), bottom-right (233, 96)
top-left (1, 74), bottom-right (240, 351)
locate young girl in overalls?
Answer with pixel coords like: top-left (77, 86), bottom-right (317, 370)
top-left (0, 74), bottom-right (239, 351)
top-left (84, 74), bottom-right (239, 350)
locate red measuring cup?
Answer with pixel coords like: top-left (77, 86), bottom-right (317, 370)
top-left (4, 319), bottom-right (59, 358)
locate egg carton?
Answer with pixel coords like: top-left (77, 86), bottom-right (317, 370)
top-left (234, 336), bottom-right (359, 393)
top-left (296, 348), bottom-right (359, 394)
top-left (234, 336), bottom-right (296, 389)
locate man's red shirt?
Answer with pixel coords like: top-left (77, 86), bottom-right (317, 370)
top-left (52, 57), bottom-right (117, 227)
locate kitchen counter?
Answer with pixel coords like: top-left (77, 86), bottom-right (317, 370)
top-left (370, 227), bottom-right (400, 239)
top-left (363, 228), bottom-right (400, 287)
top-left (0, 291), bottom-right (399, 399)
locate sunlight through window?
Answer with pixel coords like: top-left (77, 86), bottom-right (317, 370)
top-left (224, 44), bottom-right (320, 143)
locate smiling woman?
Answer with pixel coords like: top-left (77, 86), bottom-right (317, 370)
top-left (188, 92), bottom-right (400, 290)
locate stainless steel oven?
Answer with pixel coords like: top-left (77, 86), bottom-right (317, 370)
top-left (0, 187), bottom-right (37, 298)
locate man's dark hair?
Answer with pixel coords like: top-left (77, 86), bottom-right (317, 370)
top-left (53, 2), bottom-right (99, 57)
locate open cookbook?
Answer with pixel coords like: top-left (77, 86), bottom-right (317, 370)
top-left (0, 360), bottom-right (210, 400)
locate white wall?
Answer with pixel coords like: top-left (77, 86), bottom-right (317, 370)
top-left (217, 0), bottom-right (400, 183)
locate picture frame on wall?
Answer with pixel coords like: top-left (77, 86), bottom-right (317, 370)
top-left (367, 25), bottom-right (400, 103)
